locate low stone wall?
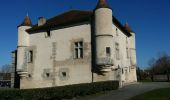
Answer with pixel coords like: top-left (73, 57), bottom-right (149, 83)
top-left (153, 75), bottom-right (169, 81)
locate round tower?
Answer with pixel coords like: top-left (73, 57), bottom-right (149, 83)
top-left (17, 15), bottom-right (32, 77)
top-left (94, 0), bottom-right (114, 72)
top-left (124, 23), bottom-right (136, 66)
top-left (124, 23), bottom-right (137, 82)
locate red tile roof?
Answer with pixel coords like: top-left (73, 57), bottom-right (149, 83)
top-left (19, 16), bottom-right (32, 27)
top-left (95, 0), bottom-right (110, 9)
top-left (124, 22), bottom-right (134, 33)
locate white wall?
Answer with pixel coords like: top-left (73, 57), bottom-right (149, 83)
top-left (21, 23), bottom-right (92, 88)
top-left (18, 22), bottom-right (137, 89)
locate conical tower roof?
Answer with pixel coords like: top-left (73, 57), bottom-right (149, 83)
top-left (19, 15), bottom-right (32, 27)
top-left (124, 22), bottom-right (133, 33)
top-left (95, 0), bottom-right (111, 9)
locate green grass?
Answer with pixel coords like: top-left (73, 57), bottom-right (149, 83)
top-left (130, 88), bottom-right (170, 100)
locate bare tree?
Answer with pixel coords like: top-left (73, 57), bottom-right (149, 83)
top-left (148, 53), bottom-right (170, 81)
top-left (148, 57), bottom-right (156, 81)
top-left (0, 64), bottom-right (11, 73)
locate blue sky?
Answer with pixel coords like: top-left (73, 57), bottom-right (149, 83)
top-left (0, 0), bottom-right (170, 68)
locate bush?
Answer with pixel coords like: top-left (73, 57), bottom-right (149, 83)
top-left (0, 81), bottom-right (119, 100)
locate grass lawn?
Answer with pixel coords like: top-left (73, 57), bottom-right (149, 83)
top-left (130, 88), bottom-right (170, 100)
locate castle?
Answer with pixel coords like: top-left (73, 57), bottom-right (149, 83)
top-left (11, 0), bottom-right (137, 89)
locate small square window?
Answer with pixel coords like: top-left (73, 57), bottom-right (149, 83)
top-left (46, 73), bottom-right (50, 78)
top-left (62, 72), bottom-right (66, 77)
top-left (28, 74), bottom-right (32, 78)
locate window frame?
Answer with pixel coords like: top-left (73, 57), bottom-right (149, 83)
top-left (27, 50), bottom-right (33, 63)
top-left (106, 47), bottom-right (111, 57)
top-left (74, 41), bottom-right (83, 59)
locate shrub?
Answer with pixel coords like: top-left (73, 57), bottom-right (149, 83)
top-left (0, 81), bottom-right (119, 100)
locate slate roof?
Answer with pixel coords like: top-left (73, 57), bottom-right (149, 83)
top-left (27, 10), bottom-right (92, 33)
top-left (26, 10), bottom-right (131, 37)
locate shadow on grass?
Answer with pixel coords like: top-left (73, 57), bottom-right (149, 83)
top-left (138, 80), bottom-right (170, 82)
top-left (129, 88), bottom-right (170, 100)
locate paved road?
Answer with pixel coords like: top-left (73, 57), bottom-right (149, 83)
top-left (80, 82), bottom-right (170, 100)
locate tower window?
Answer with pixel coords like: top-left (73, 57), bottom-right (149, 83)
top-left (115, 43), bottom-right (120, 60)
top-left (74, 41), bottom-right (83, 59)
top-left (106, 47), bottom-right (111, 57)
top-left (27, 50), bottom-right (33, 63)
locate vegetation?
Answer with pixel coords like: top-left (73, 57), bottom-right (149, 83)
top-left (137, 53), bottom-right (170, 82)
top-left (130, 88), bottom-right (170, 100)
top-left (0, 64), bottom-right (11, 73)
top-left (0, 81), bottom-right (119, 100)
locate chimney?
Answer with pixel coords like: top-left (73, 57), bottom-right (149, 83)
top-left (38, 17), bottom-right (46, 26)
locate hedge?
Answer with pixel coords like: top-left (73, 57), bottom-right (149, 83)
top-left (0, 81), bottom-right (119, 100)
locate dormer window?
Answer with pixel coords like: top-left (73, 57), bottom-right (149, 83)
top-left (45, 30), bottom-right (51, 38)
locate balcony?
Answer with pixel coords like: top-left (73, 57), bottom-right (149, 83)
top-left (17, 69), bottom-right (28, 78)
top-left (96, 57), bottom-right (114, 72)
top-left (96, 57), bottom-right (114, 66)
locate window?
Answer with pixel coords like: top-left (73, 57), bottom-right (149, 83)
top-left (122, 69), bottom-right (124, 74)
top-left (45, 30), bottom-right (51, 38)
top-left (116, 28), bottom-right (119, 36)
top-left (74, 41), bottom-right (83, 59)
top-left (115, 43), bottom-right (120, 60)
top-left (46, 73), bottom-right (50, 78)
top-left (27, 50), bottom-right (33, 63)
top-left (106, 47), bottom-right (111, 57)
top-left (62, 72), bottom-right (67, 77)
top-left (126, 47), bottom-right (129, 58)
top-left (28, 74), bottom-right (32, 78)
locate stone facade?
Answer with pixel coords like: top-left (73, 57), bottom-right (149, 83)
top-left (12, 0), bottom-right (137, 89)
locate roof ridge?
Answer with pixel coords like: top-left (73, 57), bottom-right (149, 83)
top-left (46, 10), bottom-right (93, 22)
